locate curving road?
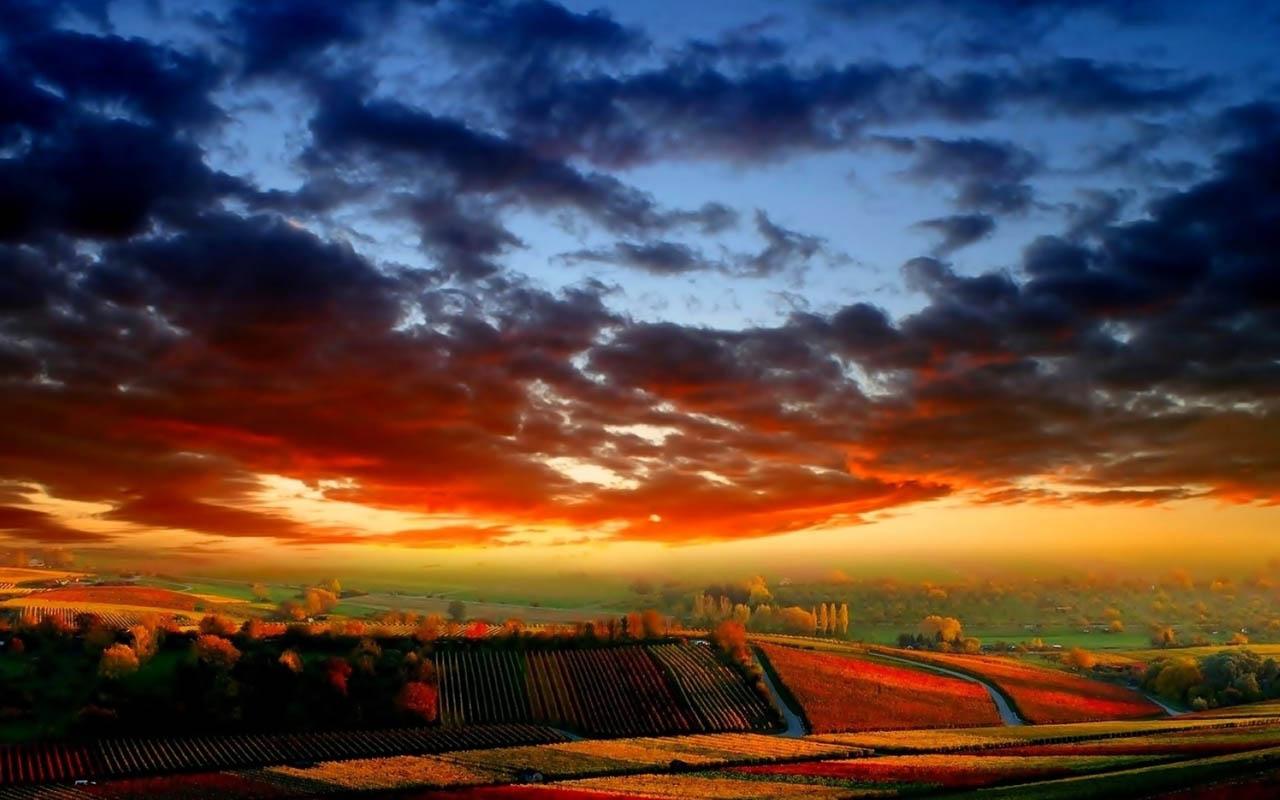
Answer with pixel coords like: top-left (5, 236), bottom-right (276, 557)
top-left (871, 651), bottom-right (1026, 726)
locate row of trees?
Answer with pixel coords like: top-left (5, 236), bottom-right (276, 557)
top-left (689, 583), bottom-right (850, 638)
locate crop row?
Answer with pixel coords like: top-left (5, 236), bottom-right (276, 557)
top-left (3, 605), bottom-right (172, 630)
top-left (650, 643), bottom-right (775, 731)
top-left (0, 724), bottom-right (565, 786)
top-left (435, 643), bottom-right (775, 736)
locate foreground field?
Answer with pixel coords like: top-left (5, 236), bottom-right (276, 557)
top-left (4, 703), bottom-right (1277, 797)
top-left (758, 643), bottom-right (1002, 732)
top-left (880, 648), bottom-right (1164, 724)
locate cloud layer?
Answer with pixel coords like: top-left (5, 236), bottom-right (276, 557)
top-left (0, 0), bottom-right (1275, 552)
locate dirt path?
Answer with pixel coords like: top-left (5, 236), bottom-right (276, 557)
top-left (872, 651), bottom-right (1026, 726)
top-left (752, 647), bottom-right (808, 737)
top-left (1145, 693), bottom-right (1186, 716)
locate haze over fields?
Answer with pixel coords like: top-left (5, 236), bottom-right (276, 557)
top-left (0, 0), bottom-right (1277, 583)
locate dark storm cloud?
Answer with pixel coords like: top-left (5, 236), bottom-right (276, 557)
top-left (561, 211), bottom-right (840, 278)
top-left (562, 241), bottom-right (713, 276)
top-left (0, 118), bottom-right (244, 242)
top-left (893, 136), bottom-right (1040, 214)
top-left (819, 0), bottom-right (1169, 56)
top-left (431, 0), bottom-right (645, 68)
top-left (914, 213), bottom-right (997, 254)
top-left (470, 53), bottom-right (1209, 169)
top-left (303, 83), bottom-right (725, 238)
top-left (8, 29), bottom-right (225, 129)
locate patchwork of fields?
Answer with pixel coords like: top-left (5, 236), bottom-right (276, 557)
top-left (3, 573), bottom-right (1280, 797)
top-left (15, 714), bottom-right (1279, 799)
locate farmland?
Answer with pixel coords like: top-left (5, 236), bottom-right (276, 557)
top-left (0, 725), bottom-right (567, 785)
top-left (0, 584), bottom-right (244, 632)
top-left (5, 654), bottom-right (1280, 796)
top-left (882, 648), bottom-right (1165, 723)
top-left (435, 642), bottom-right (776, 735)
top-left (757, 642), bottom-right (1002, 732)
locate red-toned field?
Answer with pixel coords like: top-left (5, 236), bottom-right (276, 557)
top-left (889, 650), bottom-right (1164, 724)
top-left (24, 586), bottom-right (211, 611)
top-left (991, 726), bottom-right (1280, 758)
top-left (82, 772), bottom-right (291, 799)
top-left (401, 788), bottom-right (665, 799)
top-left (759, 643), bottom-right (1002, 733)
top-left (729, 755), bottom-right (1114, 789)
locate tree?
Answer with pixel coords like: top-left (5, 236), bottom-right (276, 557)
top-left (712, 620), bottom-right (749, 663)
top-left (447, 600), bottom-right (467, 622)
top-left (396, 681), bottom-right (438, 722)
top-left (641, 609), bottom-right (667, 638)
top-left (127, 624), bottom-right (156, 662)
top-left (303, 588), bottom-right (338, 616)
top-left (919, 615), bottom-right (963, 644)
top-left (1229, 631), bottom-right (1250, 645)
top-left (193, 635), bottom-right (241, 670)
top-left (1151, 626), bottom-right (1178, 648)
top-left (250, 583), bottom-right (271, 602)
top-left (199, 614), bottom-right (238, 636)
top-left (780, 606), bottom-right (816, 635)
top-left (278, 649), bottom-right (304, 674)
top-left (319, 578), bottom-right (342, 596)
top-left (414, 614), bottom-right (444, 643)
top-left (744, 575), bottom-right (772, 606)
top-left (324, 657), bottom-right (353, 695)
top-left (99, 643), bottom-right (139, 679)
top-left (818, 603), bottom-right (829, 636)
top-left (1150, 657), bottom-right (1202, 702)
top-left (837, 603), bottom-right (850, 637)
top-left (1108, 619), bottom-right (1125, 634)
top-left (1066, 647), bottom-right (1098, 670)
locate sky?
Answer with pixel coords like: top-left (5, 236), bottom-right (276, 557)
top-left (0, 0), bottom-right (1278, 580)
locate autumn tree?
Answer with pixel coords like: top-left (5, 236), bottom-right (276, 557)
top-left (837, 603), bottom-right (850, 637)
top-left (919, 615), bottom-right (964, 644)
top-left (818, 603), bottom-right (829, 636)
top-left (396, 681), bottom-right (439, 722)
top-left (199, 613), bottom-right (238, 636)
top-left (780, 606), bottom-right (816, 636)
top-left (712, 620), bottom-right (749, 663)
top-left (99, 643), bottom-right (140, 679)
top-left (1066, 647), bottom-right (1099, 670)
top-left (250, 583), bottom-right (271, 602)
top-left (278, 649), bottom-right (304, 674)
top-left (127, 623), bottom-right (156, 662)
top-left (414, 614), bottom-right (444, 643)
top-left (1151, 625), bottom-right (1178, 648)
top-left (319, 577), bottom-right (342, 596)
top-left (193, 635), bottom-right (241, 670)
top-left (324, 657), bottom-right (353, 695)
top-left (641, 609), bottom-right (667, 638)
top-left (303, 588), bottom-right (339, 616)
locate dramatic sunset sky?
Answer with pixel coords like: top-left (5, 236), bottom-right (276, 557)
top-left (1, 0), bottom-right (1277, 578)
